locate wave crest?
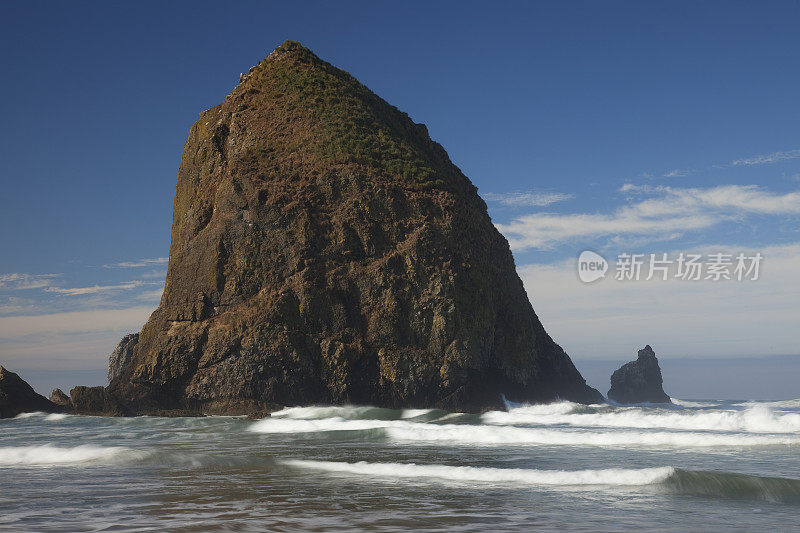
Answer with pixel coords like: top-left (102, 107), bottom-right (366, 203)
top-left (281, 459), bottom-right (675, 486)
top-left (482, 403), bottom-right (800, 434)
top-left (281, 459), bottom-right (800, 502)
top-left (249, 418), bottom-right (800, 447)
top-left (0, 445), bottom-right (148, 466)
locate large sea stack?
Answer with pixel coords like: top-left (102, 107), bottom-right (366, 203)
top-left (109, 41), bottom-right (602, 414)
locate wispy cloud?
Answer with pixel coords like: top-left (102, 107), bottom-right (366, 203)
top-left (140, 269), bottom-right (167, 279)
top-left (0, 296), bottom-right (38, 316)
top-left (732, 148), bottom-right (800, 167)
top-left (136, 288), bottom-right (164, 301)
top-left (639, 146), bottom-right (800, 180)
top-left (619, 184), bottom-right (800, 215)
top-left (44, 280), bottom-right (151, 296)
top-left (663, 169), bottom-right (692, 178)
top-left (497, 184), bottom-right (800, 250)
top-left (104, 257), bottom-right (168, 268)
top-left (0, 273), bottom-right (61, 290)
top-left (483, 191), bottom-right (574, 207)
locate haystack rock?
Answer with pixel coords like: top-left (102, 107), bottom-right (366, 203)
top-left (608, 345), bottom-right (671, 404)
top-left (0, 365), bottom-right (57, 418)
top-left (108, 41), bottom-right (602, 414)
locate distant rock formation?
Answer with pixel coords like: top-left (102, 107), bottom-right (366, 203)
top-left (0, 365), bottom-right (57, 418)
top-left (105, 40), bottom-right (602, 415)
top-left (67, 386), bottom-right (127, 416)
top-left (608, 345), bottom-right (671, 404)
top-left (107, 333), bottom-right (139, 383)
top-left (50, 388), bottom-right (71, 407)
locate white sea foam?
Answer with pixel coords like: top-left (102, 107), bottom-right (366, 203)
top-left (401, 409), bottom-right (436, 419)
top-left (250, 417), bottom-right (385, 433)
top-left (13, 411), bottom-right (45, 419)
top-left (501, 402), bottom-right (591, 416)
top-left (43, 413), bottom-right (70, 421)
top-left (735, 399), bottom-right (800, 410)
top-left (271, 406), bottom-right (394, 420)
top-left (482, 403), bottom-right (800, 434)
top-left (383, 424), bottom-right (800, 447)
top-left (670, 398), bottom-right (720, 408)
top-left (12, 412), bottom-right (72, 421)
top-left (0, 445), bottom-right (148, 466)
top-left (281, 459), bottom-right (675, 486)
top-left (249, 418), bottom-right (800, 447)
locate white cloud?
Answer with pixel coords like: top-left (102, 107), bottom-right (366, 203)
top-left (44, 280), bottom-right (151, 296)
top-left (498, 185), bottom-right (800, 250)
top-left (0, 305), bottom-right (154, 338)
top-left (141, 269), bottom-right (167, 279)
top-left (624, 184), bottom-right (800, 215)
top-left (136, 288), bottom-right (164, 301)
top-left (0, 302), bottom-right (156, 376)
top-left (0, 273), bottom-right (61, 290)
top-left (482, 191), bottom-right (574, 207)
top-left (104, 257), bottom-right (168, 268)
top-left (732, 148), bottom-right (800, 166)
top-left (0, 331), bottom-right (139, 371)
top-left (518, 242), bottom-right (800, 359)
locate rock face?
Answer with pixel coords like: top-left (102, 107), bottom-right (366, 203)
top-left (67, 386), bottom-right (127, 416)
top-left (108, 333), bottom-right (139, 383)
top-left (608, 345), bottom-right (671, 404)
top-left (108, 41), bottom-right (602, 414)
top-left (50, 388), bottom-right (71, 406)
top-left (0, 365), bottom-right (57, 418)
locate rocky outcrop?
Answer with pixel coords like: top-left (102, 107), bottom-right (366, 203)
top-left (50, 388), bottom-right (71, 406)
top-left (108, 333), bottom-right (139, 383)
top-left (0, 365), bottom-right (58, 418)
top-left (67, 386), bottom-right (127, 416)
top-left (608, 345), bottom-right (671, 404)
top-left (108, 40), bottom-right (602, 414)
top-left (50, 386), bottom-right (202, 417)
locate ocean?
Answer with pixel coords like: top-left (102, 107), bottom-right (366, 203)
top-left (1, 399), bottom-right (799, 531)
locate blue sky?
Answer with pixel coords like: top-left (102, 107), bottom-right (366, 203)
top-left (1, 1), bottom-right (798, 398)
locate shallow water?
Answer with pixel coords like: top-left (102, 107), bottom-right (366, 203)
top-left (1, 399), bottom-right (799, 531)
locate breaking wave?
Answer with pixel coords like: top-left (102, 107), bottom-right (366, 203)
top-left (0, 445), bottom-right (149, 466)
top-left (11, 412), bottom-right (72, 422)
top-left (281, 459), bottom-right (674, 486)
top-left (482, 402), bottom-right (800, 434)
top-left (281, 459), bottom-right (800, 502)
top-left (670, 398), bottom-right (720, 408)
top-left (382, 424), bottom-right (799, 447)
top-left (734, 399), bottom-right (800, 410)
top-left (13, 411), bottom-right (45, 419)
top-left (43, 413), bottom-right (70, 421)
top-left (270, 405), bottom-right (448, 422)
top-left (249, 417), bottom-right (800, 447)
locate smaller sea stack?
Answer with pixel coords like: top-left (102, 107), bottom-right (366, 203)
top-left (607, 345), bottom-right (671, 404)
top-left (0, 365), bottom-right (58, 418)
